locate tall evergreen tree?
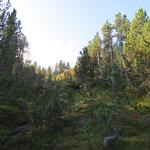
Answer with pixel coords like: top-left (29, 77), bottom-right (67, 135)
top-left (0, 3), bottom-right (28, 98)
top-left (114, 13), bottom-right (130, 77)
top-left (124, 8), bottom-right (147, 69)
top-left (75, 47), bottom-right (93, 89)
top-left (101, 21), bottom-right (113, 82)
top-left (123, 8), bottom-right (150, 95)
top-left (87, 32), bottom-right (103, 79)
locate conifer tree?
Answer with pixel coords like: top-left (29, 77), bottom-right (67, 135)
top-left (87, 32), bottom-right (103, 79)
top-left (101, 21), bottom-right (113, 82)
top-left (0, 2), bottom-right (28, 98)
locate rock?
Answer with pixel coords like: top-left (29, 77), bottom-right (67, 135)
top-left (103, 132), bottom-right (119, 150)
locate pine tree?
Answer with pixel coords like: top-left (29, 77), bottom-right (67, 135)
top-left (114, 13), bottom-right (130, 77)
top-left (123, 8), bottom-right (150, 95)
top-left (87, 32), bottom-right (103, 79)
top-left (0, 3), bottom-right (28, 98)
top-left (101, 21), bottom-right (113, 82)
top-left (75, 47), bottom-right (93, 89)
top-left (124, 8), bottom-right (147, 69)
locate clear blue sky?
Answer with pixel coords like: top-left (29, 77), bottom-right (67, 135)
top-left (11, 0), bottom-right (150, 68)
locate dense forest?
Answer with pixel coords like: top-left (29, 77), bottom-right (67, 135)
top-left (0, 1), bottom-right (150, 150)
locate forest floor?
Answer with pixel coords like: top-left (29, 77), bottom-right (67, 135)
top-left (0, 88), bottom-right (150, 150)
top-left (53, 88), bottom-right (150, 150)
